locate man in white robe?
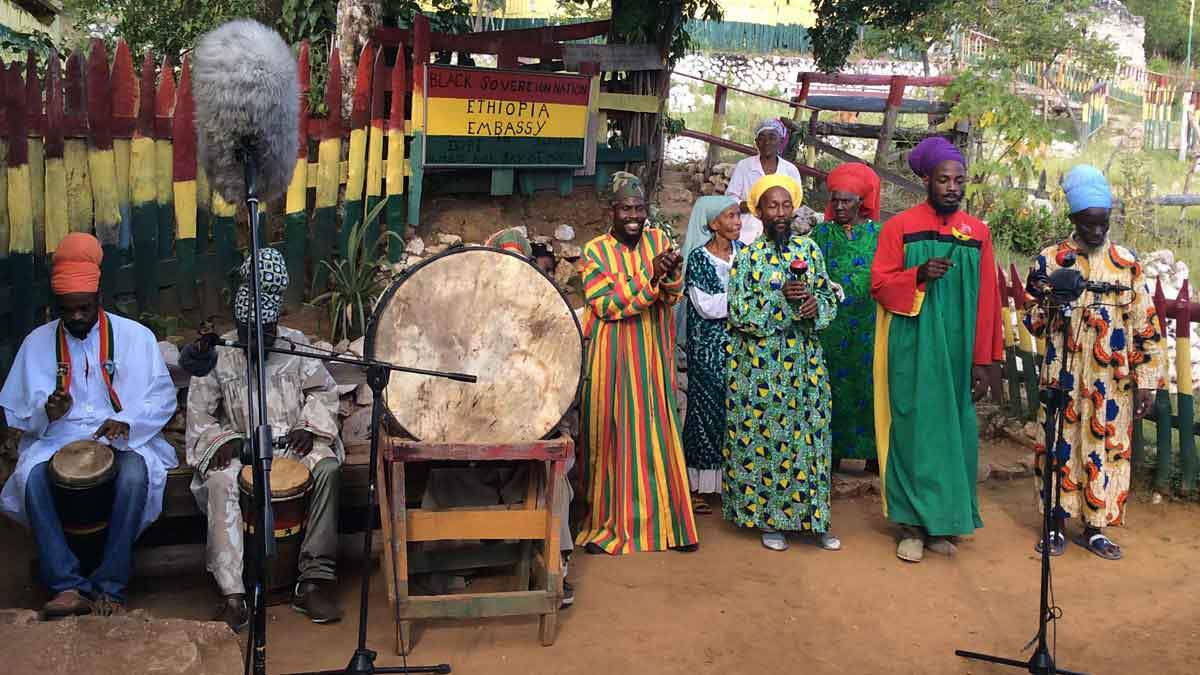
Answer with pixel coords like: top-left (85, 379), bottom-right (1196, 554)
top-left (0, 233), bottom-right (177, 618)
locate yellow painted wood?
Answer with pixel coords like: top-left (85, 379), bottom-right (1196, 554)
top-left (1017, 306), bottom-right (1036, 353)
top-left (405, 509), bottom-right (550, 542)
top-left (1178, 333), bottom-right (1194, 396)
top-left (367, 126), bottom-right (385, 199)
top-left (212, 192), bottom-right (237, 218)
top-left (88, 148), bottom-right (121, 245)
top-left (1000, 306), bottom-right (1017, 348)
top-left (316, 138), bottom-right (341, 208)
top-left (346, 127), bottom-right (368, 201)
top-left (64, 139), bottom-right (93, 232)
top-left (425, 98), bottom-right (589, 137)
top-left (303, 160), bottom-right (351, 188)
top-left (155, 140), bottom-right (173, 204)
top-left (197, 166), bottom-right (211, 213)
top-left (6, 164), bottom-right (33, 254)
top-left (113, 138), bottom-right (132, 206)
top-left (386, 128), bottom-right (406, 196)
top-left (44, 158), bottom-right (68, 252)
top-left (174, 180), bottom-right (197, 239)
top-left (597, 92), bottom-right (660, 114)
top-left (29, 138), bottom-right (44, 256)
top-left (285, 160), bottom-right (308, 215)
top-left (130, 137), bottom-right (157, 205)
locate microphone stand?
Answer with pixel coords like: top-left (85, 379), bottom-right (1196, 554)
top-left (955, 294), bottom-right (1087, 675)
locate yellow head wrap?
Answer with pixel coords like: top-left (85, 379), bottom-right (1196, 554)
top-left (748, 173), bottom-right (803, 219)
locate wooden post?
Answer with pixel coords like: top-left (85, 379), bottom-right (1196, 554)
top-left (312, 48), bottom-right (343, 291)
top-left (1176, 282), bottom-right (1197, 493)
top-left (407, 13), bottom-right (430, 232)
top-left (283, 43), bottom-right (310, 307)
top-left (130, 51), bottom-right (160, 314)
top-left (1153, 280), bottom-right (1174, 491)
top-left (705, 84), bottom-right (727, 170)
top-left (5, 62), bottom-right (36, 342)
top-left (343, 41), bottom-right (375, 258)
top-left (154, 57), bottom-right (176, 262)
top-left (44, 53), bottom-right (68, 256)
top-left (173, 55), bottom-right (199, 311)
top-left (87, 40), bottom-right (124, 309)
top-left (1011, 265), bottom-right (1039, 418)
top-left (874, 76), bottom-right (908, 167)
top-left (998, 267), bottom-right (1023, 417)
top-left (385, 44), bottom-right (408, 262)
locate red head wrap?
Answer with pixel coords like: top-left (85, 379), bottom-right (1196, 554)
top-left (51, 233), bottom-right (103, 295)
top-left (823, 162), bottom-right (882, 222)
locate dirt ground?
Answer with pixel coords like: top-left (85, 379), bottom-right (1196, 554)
top-left (1, 438), bottom-right (1198, 675)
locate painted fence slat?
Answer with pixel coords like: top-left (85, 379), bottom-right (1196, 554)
top-left (44, 54), bottom-right (67, 256)
top-left (88, 40), bottom-right (123, 308)
top-left (366, 48), bottom-right (387, 252)
top-left (131, 52), bottom-right (160, 314)
top-left (26, 54), bottom-right (44, 261)
top-left (155, 57), bottom-right (177, 261)
top-left (312, 48), bottom-right (342, 292)
top-left (63, 52), bottom-right (93, 236)
top-left (173, 56), bottom-right (198, 311)
top-left (6, 62), bottom-right (35, 342)
top-left (283, 42), bottom-right (310, 308)
top-left (343, 41), bottom-right (374, 257)
top-left (386, 45), bottom-right (408, 262)
top-left (111, 41), bottom-right (135, 253)
top-left (1175, 282), bottom-right (1196, 493)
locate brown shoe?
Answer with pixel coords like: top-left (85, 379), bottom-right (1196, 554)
top-left (215, 595), bottom-right (249, 633)
top-left (291, 581), bottom-right (342, 624)
top-left (93, 594), bottom-right (126, 617)
top-left (41, 589), bottom-right (92, 619)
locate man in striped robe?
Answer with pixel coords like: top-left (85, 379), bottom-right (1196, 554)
top-left (574, 172), bottom-right (700, 555)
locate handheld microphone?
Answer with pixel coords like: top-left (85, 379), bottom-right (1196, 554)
top-left (789, 258), bottom-right (809, 283)
top-left (193, 19), bottom-right (300, 204)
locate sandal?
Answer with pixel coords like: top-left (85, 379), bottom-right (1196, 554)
top-left (815, 532), bottom-right (842, 551)
top-left (1079, 532), bottom-right (1122, 561)
top-left (896, 537), bottom-right (924, 563)
top-left (692, 498), bottom-right (713, 515)
top-left (1034, 530), bottom-right (1066, 557)
top-left (761, 530), bottom-right (788, 551)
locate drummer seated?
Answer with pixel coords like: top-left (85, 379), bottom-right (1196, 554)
top-left (185, 248), bottom-right (344, 632)
top-left (0, 233), bottom-right (178, 619)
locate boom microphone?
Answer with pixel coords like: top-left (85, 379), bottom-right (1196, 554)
top-left (193, 19), bottom-right (300, 204)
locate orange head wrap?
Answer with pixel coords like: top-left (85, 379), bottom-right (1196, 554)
top-left (51, 233), bottom-right (103, 295)
top-left (823, 162), bottom-right (882, 222)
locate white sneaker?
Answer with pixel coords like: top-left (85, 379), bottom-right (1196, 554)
top-left (761, 530), bottom-right (788, 551)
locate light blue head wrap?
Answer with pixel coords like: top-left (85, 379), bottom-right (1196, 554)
top-left (1062, 164), bottom-right (1112, 214)
top-left (674, 195), bottom-right (739, 348)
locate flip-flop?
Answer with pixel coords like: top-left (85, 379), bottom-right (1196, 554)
top-left (692, 500), bottom-right (713, 515)
top-left (896, 537), bottom-right (924, 563)
top-left (1034, 530), bottom-right (1066, 557)
top-left (1079, 532), bottom-right (1123, 561)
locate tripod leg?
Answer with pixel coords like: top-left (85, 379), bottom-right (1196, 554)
top-left (397, 621), bottom-right (414, 656)
top-left (539, 612), bottom-right (557, 647)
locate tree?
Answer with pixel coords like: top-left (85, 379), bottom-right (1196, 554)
top-left (1127, 0), bottom-right (1192, 62)
top-left (809, 0), bottom-right (945, 73)
top-left (65, 0), bottom-right (261, 57)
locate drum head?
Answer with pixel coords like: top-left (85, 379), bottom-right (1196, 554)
top-left (367, 246), bottom-right (583, 443)
top-left (49, 441), bottom-right (115, 488)
top-left (239, 458), bottom-right (312, 499)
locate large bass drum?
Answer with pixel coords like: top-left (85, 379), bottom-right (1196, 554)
top-left (367, 246), bottom-right (583, 443)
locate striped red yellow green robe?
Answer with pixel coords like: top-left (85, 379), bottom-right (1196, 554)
top-left (575, 229), bottom-right (699, 554)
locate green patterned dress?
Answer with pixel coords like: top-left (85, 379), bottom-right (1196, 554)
top-left (809, 220), bottom-right (881, 463)
top-left (722, 235), bottom-right (837, 533)
top-left (682, 243), bottom-right (742, 493)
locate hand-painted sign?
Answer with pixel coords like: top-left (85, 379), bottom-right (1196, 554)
top-left (423, 65), bottom-right (591, 168)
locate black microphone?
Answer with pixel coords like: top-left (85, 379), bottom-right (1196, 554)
top-left (178, 333), bottom-right (223, 377)
top-left (193, 19), bottom-right (300, 204)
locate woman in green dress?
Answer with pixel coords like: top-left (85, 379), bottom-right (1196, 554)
top-left (678, 196), bottom-right (743, 514)
top-left (810, 163), bottom-right (883, 473)
top-left (723, 174), bottom-right (841, 552)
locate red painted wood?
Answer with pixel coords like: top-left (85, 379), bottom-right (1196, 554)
top-left (370, 47), bottom-right (387, 127)
top-left (996, 264), bottom-right (1007, 301)
top-left (886, 76), bottom-right (909, 108)
top-left (111, 41), bottom-right (137, 138)
top-left (87, 39), bottom-right (113, 150)
top-left (389, 43), bottom-right (407, 131)
top-left (172, 55), bottom-right (196, 182)
top-left (713, 84), bottom-right (727, 115)
top-left (796, 72), bottom-right (954, 88)
top-left (136, 52), bottom-right (155, 138)
top-left (320, 47), bottom-right (342, 141)
top-left (412, 13), bottom-right (430, 72)
top-left (797, 73), bottom-right (811, 103)
top-left (297, 42), bottom-right (310, 158)
top-left (45, 54), bottom-right (64, 159)
top-left (1154, 279), bottom-right (1169, 335)
top-left (497, 45), bottom-right (519, 69)
top-left (1008, 263), bottom-right (1025, 305)
top-left (25, 52), bottom-right (43, 137)
top-left (1178, 281), bottom-right (1192, 339)
top-left (372, 19), bottom-right (609, 51)
top-left (351, 41), bottom-right (375, 130)
top-left (386, 439), bottom-right (574, 463)
top-left (6, 63), bottom-right (28, 165)
top-left (155, 56), bottom-right (176, 140)
top-left (65, 52), bottom-right (84, 115)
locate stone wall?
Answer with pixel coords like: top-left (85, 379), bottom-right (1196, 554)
top-left (1089, 1), bottom-right (1146, 71)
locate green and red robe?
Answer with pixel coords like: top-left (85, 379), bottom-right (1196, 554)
top-left (870, 202), bottom-right (1003, 536)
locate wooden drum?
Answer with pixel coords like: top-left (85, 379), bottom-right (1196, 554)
top-left (49, 440), bottom-right (116, 574)
top-left (239, 457), bottom-right (312, 595)
top-left (367, 246), bottom-right (583, 442)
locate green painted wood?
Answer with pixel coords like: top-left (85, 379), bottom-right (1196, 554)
top-left (407, 134), bottom-right (425, 232)
top-left (100, 244), bottom-right (120, 308)
top-left (365, 195), bottom-right (383, 257)
top-left (213, 213), bottom-right (237, 307)
top-left (284, 211), bottom-right (308, 307)
top-left (1179, 392), bottom-right (1197, 493)
top-left (158, 203), bottom-right (174, 259)
top-left (176, 238), bottom-right (196, 311)
top-left (1019, 350), bottom-right (1040, 420)
top-left (557, 170), bottom-right (573, 197)
top-left (490, 169), bottom-right (514, 196)
top-left (1131, 412), bottom-right (1145, 471)
top-left (1153, 389), bottom-right (1174, 491)
top-left (343, 197), bottom-right (364, 259)
top-left (1003, 346), bottom-right (1022, 418)
top-left (398, 590), bottom-right (555, 620)
top-left (311, 205), bottom-right (337, 292)
top-left (10, 251), bottom-right (35, 346)
top-left (386, 194), bottom-right (407, 263)
top-left (131, 203), bottom-right (160, 314)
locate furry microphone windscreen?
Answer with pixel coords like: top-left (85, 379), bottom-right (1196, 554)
top-left (193, 19), bottom-right (300, 205)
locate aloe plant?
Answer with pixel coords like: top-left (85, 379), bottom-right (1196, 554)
top-left (310, 199), bottom-right (397, 342)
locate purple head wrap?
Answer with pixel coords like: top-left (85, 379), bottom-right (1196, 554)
top-left (907, 137), bottom-right (966, 178)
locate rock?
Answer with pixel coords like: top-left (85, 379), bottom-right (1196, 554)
top-left (355, 383), bottom-right (373, 406)
top-left (560, 244), bottom-right (582, 260)
top-left (987, 461), bottom-right (1034, 481)
top-left (436, 232), bottom-right (462, 247)
top-left (555, 224), bottom-right (576, 241)
top-left (158, 341), bottom-right (180, 368)
top-left (426, 244), bottom-right (448, 256)
top-left (406, 236), bottom-right (425, 256)
top-left (1022, 422), bottom-right (1041, 442)
top-left (347, 337), bottom-right (366, 357)
top-left (700, 183), bottom-right (717, 196)
top-left (831, 473), bottom-right (878, 500)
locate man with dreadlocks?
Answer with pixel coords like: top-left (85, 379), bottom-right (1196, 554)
top-left (186, 248), bottom-right (343, 630)
top-left (722, 174), bottom-right (841, 553)
top-left (574, 172), bottom-right (700, 555)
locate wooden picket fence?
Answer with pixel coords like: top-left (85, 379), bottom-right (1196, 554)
top-left (0, 16), bottom-right (667, 379)
top-left (997, 266), bottom-right (1200, 495)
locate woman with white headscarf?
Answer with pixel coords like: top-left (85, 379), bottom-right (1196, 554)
top-left (676, 195), bottom-right (742, 512)
top-left (725, 118), bottom-right (804, 245)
